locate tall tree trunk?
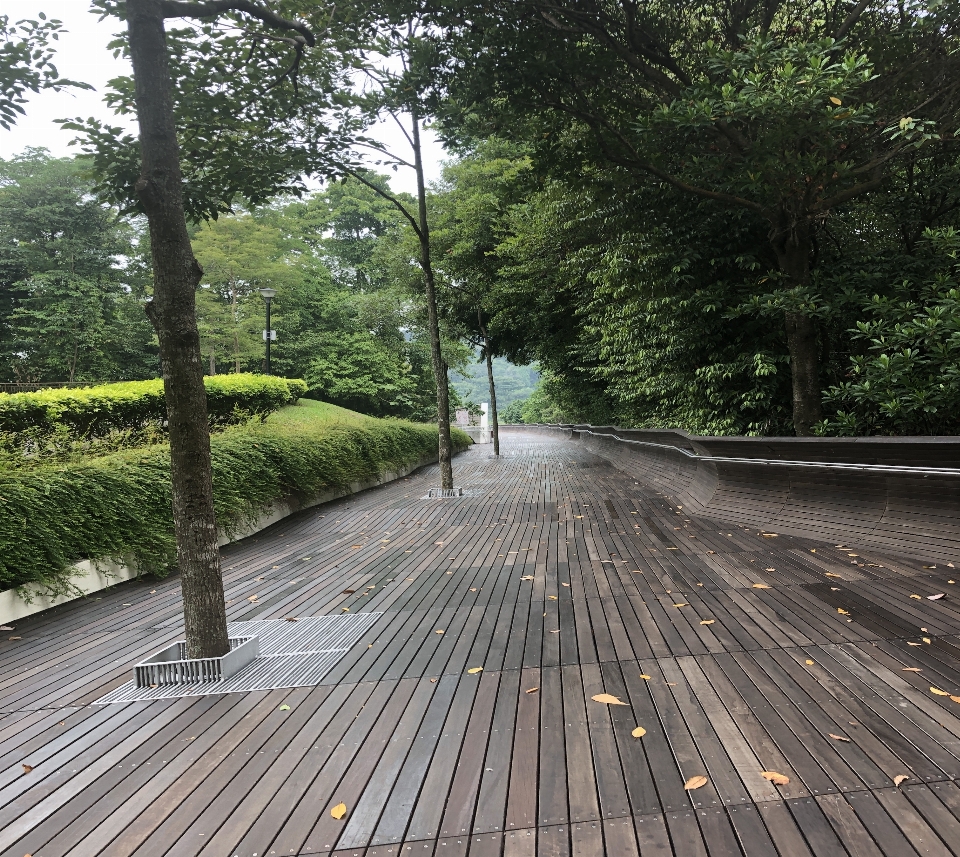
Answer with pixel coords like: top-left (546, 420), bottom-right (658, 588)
top-left (410, 102), bottom-right (454, 489)
top-left (209, 349), bottom-right (216, 376)
top-left (231, 285), bottom-right (241, 373)
top-left (769, 209), bottom-right (822, 436)
top-left (480, 315), bottom-right (500, 456)
top-left (127, 0), bottom-right (229, 659)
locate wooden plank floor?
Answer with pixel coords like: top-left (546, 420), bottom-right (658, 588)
top-left (6, 429), bottom-right (960, 855)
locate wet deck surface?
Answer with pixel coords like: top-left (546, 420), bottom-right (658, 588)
top-left (5, 430), bottom-right (960, 856)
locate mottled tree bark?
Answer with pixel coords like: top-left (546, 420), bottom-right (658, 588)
top-left (480, 314), bottom-right (500, 456)
top-left (411, 102), bottom-right (454, 488)
top-left (769, 209), bottom-right (822, 436)
top-left (127, 0), bottom-right (229, 658)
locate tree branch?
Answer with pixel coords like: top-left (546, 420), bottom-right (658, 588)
top-left (159, 0), bottom-right (316, 46)
top-left (812, 176), bottom-right (884, 212)
top-left (834, 0), bottom-right (872, 41)
top-left (336, 166), bottom-right (423, 240)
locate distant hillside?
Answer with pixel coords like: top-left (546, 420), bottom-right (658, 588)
top-left (450, 357), bottom-right (539, 409)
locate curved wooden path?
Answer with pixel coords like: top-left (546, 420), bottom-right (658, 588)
top-left (5, 429), bottom-right (960, 856)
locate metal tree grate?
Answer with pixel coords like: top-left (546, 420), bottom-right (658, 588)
top-left (94, 613), bottom-right (382, 704)
top-left (134, 636), bottom-right (258, 687)
top-left (427, 487), bottom-right (463, 498)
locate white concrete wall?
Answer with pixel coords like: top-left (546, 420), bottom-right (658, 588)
top-left (0, 451), bottom-right (440, 625)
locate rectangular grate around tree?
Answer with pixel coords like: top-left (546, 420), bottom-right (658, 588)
top-left (134, 636), bottom-right (259, 687)
top-left (426, 487), bottom-right (463, 498)
top-left (94, 613), bottom-right (382, 704)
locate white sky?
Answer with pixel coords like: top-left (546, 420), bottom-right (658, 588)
top-left (0, 1), bottom-right (446, 196)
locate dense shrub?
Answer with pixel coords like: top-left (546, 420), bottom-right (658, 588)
top-left (0, 403), bottom-right (471, 595)
top-left (0, 374), bottom-right (306, 437)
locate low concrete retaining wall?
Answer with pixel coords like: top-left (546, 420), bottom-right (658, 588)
top-left (0, 451), bottom-right (441, 625)
top-left (509, 425), bottom-right (960, 563)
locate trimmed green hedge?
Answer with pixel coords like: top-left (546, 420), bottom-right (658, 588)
top-left (0, 408), bottom-right (471, 594)
top-left (0, 374), bottom-right (307, 437)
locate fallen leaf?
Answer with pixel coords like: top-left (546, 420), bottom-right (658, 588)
top-left (673, 603), bottom-right (688, 608)
top-left (8, 636), bottom-right (21, 640)
top-left (0, 626), bottom-right (13, 631)
top-left (255, 576), bottom-right (264, 581)
top-left (825, 573), bottom-right (842, 578)
top-left (279, 704), bottom-right (291, 711)
top-left (838, 608), bottom-right (849, 615)
top-left (341, 608), bottom-right (350, 612)
top-left (684, 775), bottom-right (708, 790)
top-left (931, 687), bottom-right (950, 696)
top-left (908, 641), bottom-right (922, 646)
top-left (910, 594), bottom-right (922, 600)
top-left (806, 659), bottom-right (815, 665)
top-left (951, 696), bottom-right (960, 704)
top-left (765, 568), bottom-right (776, 572)
top-left (285, 617), bottom-right (299, 622)
top-left (550, 629), bottom-right (560, 633)
top-left (470, 588), bottom-right (477, 592)
top-left (330, 802), bottom-right (347, 820)
top-left (923, 637), bottom-right (932, 644)
top-left (761, 771), bottom-right (790, 786)
top-left (592, 693), bottom-right (628, 705)
top-left (951, 580), bottom-right (957, 584)
top-left (21, 764), bottom-right (33, 773)
top-left (639, 674), bottom-right (652, 680)
top-left (435, 629), bottom-right (444, 634)
top-left (928, 594), bottom-right (945, 601)
top-left (828, 733), bottom-right (851, 742)
top-left (548, 595), bottom-right (558, 600)
top-left (752, 583), bottom-right (770, 589)
top-left (520, 575), bottom-right (534, 581)
top-left (632, 726), bottom-right (647, 738)
top-left (847, 554), bottom-right (859, 558)
top-left (467, 667), bottom-right (483, 674)
top-left (351, 545), bottom-right (362, 549)
top-left (525, 687), bottom-right (539, 694)
top-left (902, 667), bottom-right (922, 672)
top-left (810, 549), bottom-right (817, 553)
top-left (761, 533), bottom-right (778, 538)
top-left (700, 620), bottom-right (715, 625)
top-left (893, 775), bottom-right (909, 787)
top-left (342, 589), bottom-right (356, 594)
top-left (562, 582), bottom-right (570, 587)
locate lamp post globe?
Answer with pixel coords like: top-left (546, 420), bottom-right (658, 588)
top-left (259, 288), bottom-right (277, 375)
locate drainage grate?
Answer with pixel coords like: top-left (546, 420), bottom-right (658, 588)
top-left (94, 613), bottom-right (381, 704)
top-left (427, 487), bottom-right (463, 498)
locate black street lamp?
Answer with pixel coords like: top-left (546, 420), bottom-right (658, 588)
top-left (260, 288), bottom-right (276, 374)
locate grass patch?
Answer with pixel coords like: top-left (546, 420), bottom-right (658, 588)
top-left (0, 400), bottom-right (471, 596)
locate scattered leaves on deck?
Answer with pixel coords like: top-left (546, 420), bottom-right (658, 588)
top-left (928, 593), bottom-right (945, 600)
top-left (592, 693), bottom-right (628, 705)
top-left (931, 687), bottom-right (950, 696)
top-left (330, 802), bottom-right (347, 820)
top-left (761, 771), bottom-right (790, 785)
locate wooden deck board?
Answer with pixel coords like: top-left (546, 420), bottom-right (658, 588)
top-left (6, 431), bottom-right (960, 854)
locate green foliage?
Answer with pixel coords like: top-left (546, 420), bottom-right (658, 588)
top-left (499, 399), bottom-right (525, 423)
top-left (0, 151), bottom-right (158, 382)
top-left (0, 13), bottom-right (90, 130)
top-left (450, 357), bottom-right (539, 410)
top-left (0, 374), bottom-right (305, 439)
top-left (0, 399), bottom-right (471, 594)
top-left (819, 230), bottom-right (960, 436)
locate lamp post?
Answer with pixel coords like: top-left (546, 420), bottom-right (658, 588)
top-left (260, 288), bottom-right (276, 375)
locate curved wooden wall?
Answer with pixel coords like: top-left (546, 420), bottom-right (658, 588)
top-left (508, 424), bottom-right (960, 563)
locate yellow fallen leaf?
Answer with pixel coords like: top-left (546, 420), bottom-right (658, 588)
top-left (893, 775), bottom-right (909, 787)
top-left (562, 582), bottom-right (570, 587)
top-left (639, 674), bottom-right (652, 680)
top-left (931, 687), bottom-right (950, 696)
top-left (684, 775), bottom-right (708, 790)
top-left (435, 629), bottom-right (444, 634)
top-left (828, 733), bottom-right (851, 742)
top-left (838, 608), bottom-right (849, 615)
top-left (761, 771), bottom-right (790, 785)
top-left (753, 583), bottom-right (770, 589)
top-left (951, 696), bottom-right (960, 704)
top-left (830, 96), bottom-right (843, 105)
top-left (700, 620), bottom-right (715, 625)
top-left (910, 594), bottom-right (922, 599)
top-left (673, 603), bottom-right (688, 608)
top-left (632, 726), bottom-right (647, 738)
top-left (330, 802), bottom-right (347, 820)
top-left (467, 667), bottom-right (483, 674)
top-left (923, 637), bottom-right (932, 644)
top-left (548, 595), bottom-right (558, 600)
top-left (279, 704), bottom-right (291, 711)
top-left (825, 572), bottom-right (841, 578)
top-left (902, 667), bottom-right (922, 672)
top-left (765, 568), bottom-right (776, 572)
top-left (806, 659), bottom-right (815, 665)
top-left (908, 641), bottom-right (921, 646)
top-left (525, 687), bottom-right (539, 694)
top-left (761, 533), bottom-right (778, 538)
top-left (592, 693), bottom-right (628, 705)
top-left (520, 575), bottom-right (534, 581)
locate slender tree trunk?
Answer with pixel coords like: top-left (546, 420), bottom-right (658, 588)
top-left (769, 209), bottom-right (822, 436)
top-left (480, 315), bottom-right (500, 456)
top-left (410, 102), bottom-right (454, 489)
top-left (127, 0), bottom-right (229, 659)
top-left (231, 285), bottom-right (241, 373)
top-left (209, 350), bottom-right (216, 376)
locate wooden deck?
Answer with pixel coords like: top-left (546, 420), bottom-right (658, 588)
top-left (5, 430), bottom-right (960, 856)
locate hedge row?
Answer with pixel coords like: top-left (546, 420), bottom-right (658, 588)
top-left (0, 412), bottom-right (471, 594)
top-left (0, 374), bottom-right (308, 437)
